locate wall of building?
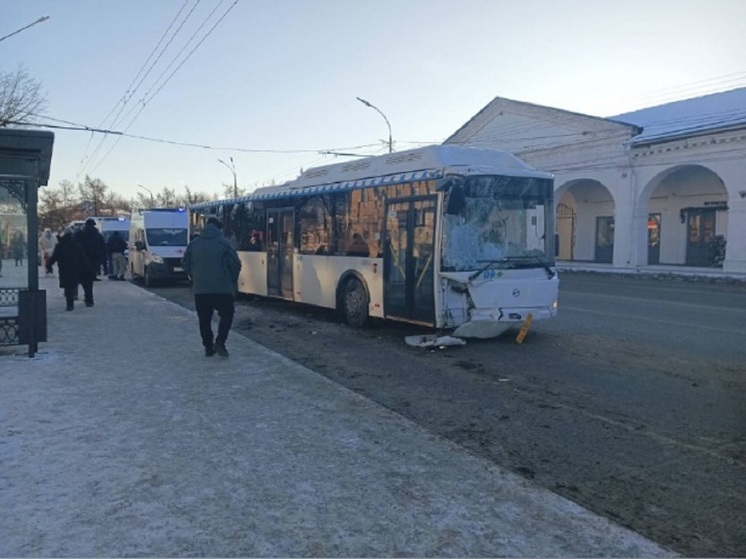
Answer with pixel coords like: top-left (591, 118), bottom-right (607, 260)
top-left (446, 99), bottom-right (746, 274)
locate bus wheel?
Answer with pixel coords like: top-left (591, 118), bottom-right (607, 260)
top-left (342, 277), bottom-right (369, 328)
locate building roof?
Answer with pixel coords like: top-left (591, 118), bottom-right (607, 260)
top-left (444, 96), bottom-right (638, 153)
top-left (609, 87), bottom-right (746, 145)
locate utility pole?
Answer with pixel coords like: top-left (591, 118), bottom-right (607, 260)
top-left (137, 183), bottom-right (154, 206)
top-left (218, 157), bottom-right (238, 198)
top-left (356, 96), bottom-right (393, 153)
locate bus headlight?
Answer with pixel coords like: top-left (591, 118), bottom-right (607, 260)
top-left (149, 254), bottom-right (164, 264)
top-left (552, 299), bottom-right (558, 310)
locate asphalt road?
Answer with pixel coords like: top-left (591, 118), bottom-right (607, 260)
top-left (542, 273), bottom-right (746, 361)
top-left (146, 271), bottom-right (746, 557)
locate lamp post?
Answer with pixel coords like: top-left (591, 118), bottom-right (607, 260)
top-left (218, 157), bottom-right (238, 198)
top-left (136, 183), bottom-right (154, 205)
top-left (356, 96), bottom-right (393, 153)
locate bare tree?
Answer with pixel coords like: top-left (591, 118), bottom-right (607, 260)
top-left (38, 188), bottom-right (68, 232)
top-left (39, 181), bottom-right (83, 232)
top-left (104, 191), bottom-right (131, 215)
top-left (221, 183), bottom-right (247, 199)
top-left (134, 192), bottom-right (155, 210)
top-left (78, 175), bottom-right (108, 216)
top-left (0, 65), bottom-right (47, 126)
top-left (157, 186), bottom-right (178, 208)
top-left (182, 186), bottom-right (213, 206)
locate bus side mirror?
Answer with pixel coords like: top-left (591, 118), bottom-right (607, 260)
top-left (446, 185), bottom-right (466, 215)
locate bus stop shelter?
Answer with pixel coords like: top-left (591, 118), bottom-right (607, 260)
top-left (0, 129), bottom-right (54, 357)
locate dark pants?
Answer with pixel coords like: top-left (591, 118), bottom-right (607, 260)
top-left (64, 286), bottom-right (76, 309)
top-left (194, 293), bottom-right (235, 348)
top-left (43, 252), bottom-right (53, 274)
top-left (80, 277), bottom-right (94, 304)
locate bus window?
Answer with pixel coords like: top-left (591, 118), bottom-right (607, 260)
top-left (299, 196), bottom-right (332, 255)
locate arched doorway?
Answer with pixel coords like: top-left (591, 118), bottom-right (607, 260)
top-left (640, 165), bottom-right (728, 267)
top-left (555, 179), bottom-right (615, 263)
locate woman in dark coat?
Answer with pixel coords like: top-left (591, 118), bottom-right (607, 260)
top-left (48, 228), bottom-right (90, 311)
top-left (75, 218), bottom-right (106, 304)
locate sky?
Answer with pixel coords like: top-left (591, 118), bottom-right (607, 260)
top-left (2, 0), bottom-right (745, 202)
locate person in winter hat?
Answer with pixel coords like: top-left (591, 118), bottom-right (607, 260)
top-left (48, 228), bottom-right (90, 311)
top-left (106, 231), bottom-right (128, 280)
top-left (39, 228), bottom-right (58, 277)
top-left (182, 216), bottom-right (241, 357)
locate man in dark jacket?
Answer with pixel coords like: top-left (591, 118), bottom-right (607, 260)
top-left (48, 228), bottom-right (90, 311)
top-left (75, 218), bottom-right (107, 306)
top-left (182, 216), bottom-right (242, 357)
top-left (106, 231), bottom-right (128, 280)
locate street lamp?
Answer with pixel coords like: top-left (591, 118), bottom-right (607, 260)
top-left (136, 183), bottom-right (154, 204)
top-left (356, 96), bottom-right (393, 153)
top-left (218, 157), bottom-right (238, 198)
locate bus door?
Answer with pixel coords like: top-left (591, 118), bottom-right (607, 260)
top-left (266, 208), bottom-right (294, 299)
top-left (384, 196), bottom-right (437, 324)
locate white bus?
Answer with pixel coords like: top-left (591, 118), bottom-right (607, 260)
top-left (189, 145), bottom-right (558, 338)
top-left (128, 208), bottom-right (189, 287)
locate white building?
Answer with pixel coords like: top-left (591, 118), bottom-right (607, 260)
top-left (445, 87), bottom-right (746, 274)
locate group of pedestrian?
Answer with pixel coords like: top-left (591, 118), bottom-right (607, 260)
top-left (18, 214), bottom-right (243, 356)
top-left (47, 218), bottom-right (107, 311)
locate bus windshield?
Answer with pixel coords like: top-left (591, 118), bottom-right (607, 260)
top-left (441, 175), bottom-right (554, 272)
top-left (146, 228), bottom-right (188, 246)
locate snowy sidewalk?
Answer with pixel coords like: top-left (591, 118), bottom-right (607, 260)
top-left (0, 274), bottom-right (674, 556)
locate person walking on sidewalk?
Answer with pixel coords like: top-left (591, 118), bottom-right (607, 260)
top-left (74, 218), bottom-right (106, 306)
top-left (48, 228), bottom-right (90, 311)
top-left (106, 231), bottom-right (128, 280)
top-left (39, 228), bottom-right (58, 277)
top-left (182, 216), bottom-right (242, 357)
top-left (10, 229), bottom-right (25, 266)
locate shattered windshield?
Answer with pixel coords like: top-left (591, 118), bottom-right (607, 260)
top-left (441, 175), bottom-right (554, 272)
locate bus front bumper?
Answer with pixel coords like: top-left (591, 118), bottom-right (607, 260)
top-left (453, 306), bottom-right (555, 339)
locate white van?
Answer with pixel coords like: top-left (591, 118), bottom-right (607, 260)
top-left (128, 208), bottom-right (189, 286)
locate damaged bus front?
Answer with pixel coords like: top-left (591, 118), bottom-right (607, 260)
top-left (437, 172), bottom-right (558, 338)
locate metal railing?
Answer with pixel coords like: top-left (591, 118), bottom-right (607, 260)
top-left (0, 287), bottom-right (21, 345)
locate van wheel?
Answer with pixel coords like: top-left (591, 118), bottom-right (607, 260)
top-left (144, 266), bottom-right (154, 287)
top-left (341, 277), bottom-right (369, 328)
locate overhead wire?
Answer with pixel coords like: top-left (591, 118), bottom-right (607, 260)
top-left (19, 115), bottom-right (382, 154)
top-left (76, 0), bottom-right (196, 179)
top-left (106, 0), bottom-right (200, 129)
top-left (110, 0), bottom-right (222, 131)
top-left (87, 0), bottom-right (239, 176)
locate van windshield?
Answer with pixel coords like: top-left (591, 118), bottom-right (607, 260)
top-left (146, 228), bottom-right (188, 246)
